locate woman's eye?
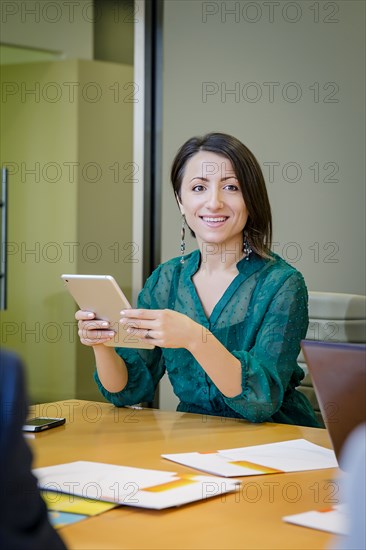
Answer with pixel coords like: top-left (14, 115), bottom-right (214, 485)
top-left (192, 185), bottom-right (205, 192)
top-left (224, 184), bottom-right (239, 191)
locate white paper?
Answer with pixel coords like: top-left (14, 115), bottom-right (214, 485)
top-left (34, 461), bottom-right (177, 502)
top-left (283, 504), bottom-right (348, 535)
top-left (162, 439), bottom-right (338, 477)
top-left (33, 461), bottom-right (239, 510)
top-left (218, 439), bottom-right (338, 471)
top-left (132, 476), bottom-right (239, 510)
top-left (161, 452), bottom-right (267, 477)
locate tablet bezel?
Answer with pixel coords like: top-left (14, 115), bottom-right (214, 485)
top-left (61, 274), bottom-right (155, 350)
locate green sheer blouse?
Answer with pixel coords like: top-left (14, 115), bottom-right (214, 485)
top-left (94, 250), bottom-right (319, 427)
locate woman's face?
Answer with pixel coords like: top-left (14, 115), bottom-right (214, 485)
top-left (178, 151), bottom-right (248, 250)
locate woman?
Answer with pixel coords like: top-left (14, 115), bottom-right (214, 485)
top-left (76, 133), bottom-right (318, 427)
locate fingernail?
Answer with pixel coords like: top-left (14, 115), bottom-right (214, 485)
top-left (120, 310), bottom-right (125, 315)
top-left (101, 322), bottom-right (109, 327)
top-left (87, 313), bottom-right (94, 318)
top-left (108, 332), bottom-right (115, 337)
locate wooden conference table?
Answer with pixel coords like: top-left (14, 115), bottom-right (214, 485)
top-left (28, 400), bottom-right (339, 550)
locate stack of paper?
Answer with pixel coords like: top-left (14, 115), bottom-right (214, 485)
top-left (162, 439), bottom-right (338, 477)
top-left (47, 511), bottom-right (88, 529)
top-left (283, 504), bottom-right (348, 535)
top-left (42, 491), bottom-right (118, 529)
top-left (34, 461), bottom-right (240, 510)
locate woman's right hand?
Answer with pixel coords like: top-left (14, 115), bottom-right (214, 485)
top-left (75, 310), bottom-right (116, 347)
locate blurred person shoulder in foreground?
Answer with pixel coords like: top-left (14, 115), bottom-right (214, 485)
top-left (0, 349), bottom-right (66, 550)
top-left (332, 422), bottom-right (366, 550)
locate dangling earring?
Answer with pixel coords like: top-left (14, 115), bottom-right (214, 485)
top-left (243, 231), bottom-right (252, 260)
top-left (180, 215), bottom-right (186, 264)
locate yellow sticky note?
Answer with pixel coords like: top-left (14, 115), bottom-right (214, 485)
top-left (42, 491), bottom-right (117, 515)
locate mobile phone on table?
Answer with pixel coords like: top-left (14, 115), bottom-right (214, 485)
top-left (61, 274), bottom-right (155, 350)
top-left (22, 417), bottom-right (66, 432)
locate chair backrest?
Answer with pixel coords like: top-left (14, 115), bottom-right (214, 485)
top-left (297, 292), bottom-right (366, 426)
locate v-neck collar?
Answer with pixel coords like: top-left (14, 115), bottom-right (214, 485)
top-left (183, 249), bottom-right (266, 328)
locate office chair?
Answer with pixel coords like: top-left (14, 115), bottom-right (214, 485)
top-left (297, 292), bottom-right (366, 426)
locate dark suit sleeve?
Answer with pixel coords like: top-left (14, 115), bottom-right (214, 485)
top-left (0, 350), bottom-right (66, 550)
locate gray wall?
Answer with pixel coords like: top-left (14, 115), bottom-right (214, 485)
top-left (159, 0), bottom-right (365, 410)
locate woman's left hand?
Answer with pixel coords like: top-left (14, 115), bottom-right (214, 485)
top-left (119, 309), bottom-right (200, 349)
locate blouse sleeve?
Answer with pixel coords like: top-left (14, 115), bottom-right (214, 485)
top-left (94, 267), bottom-right (166, 407)
top-left (223, 271), bottom-right (308, 422)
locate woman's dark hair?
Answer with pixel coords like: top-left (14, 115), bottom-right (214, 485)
top-left (170, 132), bottom-right (272, 258)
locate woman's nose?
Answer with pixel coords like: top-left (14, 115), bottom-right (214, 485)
top-left (206, 190), bottom-right (224, 209)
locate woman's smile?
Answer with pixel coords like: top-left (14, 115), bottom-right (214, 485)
top-left (199, 215), bottom-right (229, 227)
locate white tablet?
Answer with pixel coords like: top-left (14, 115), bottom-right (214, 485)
top-left (61, 274), bottom-right (155, 349)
